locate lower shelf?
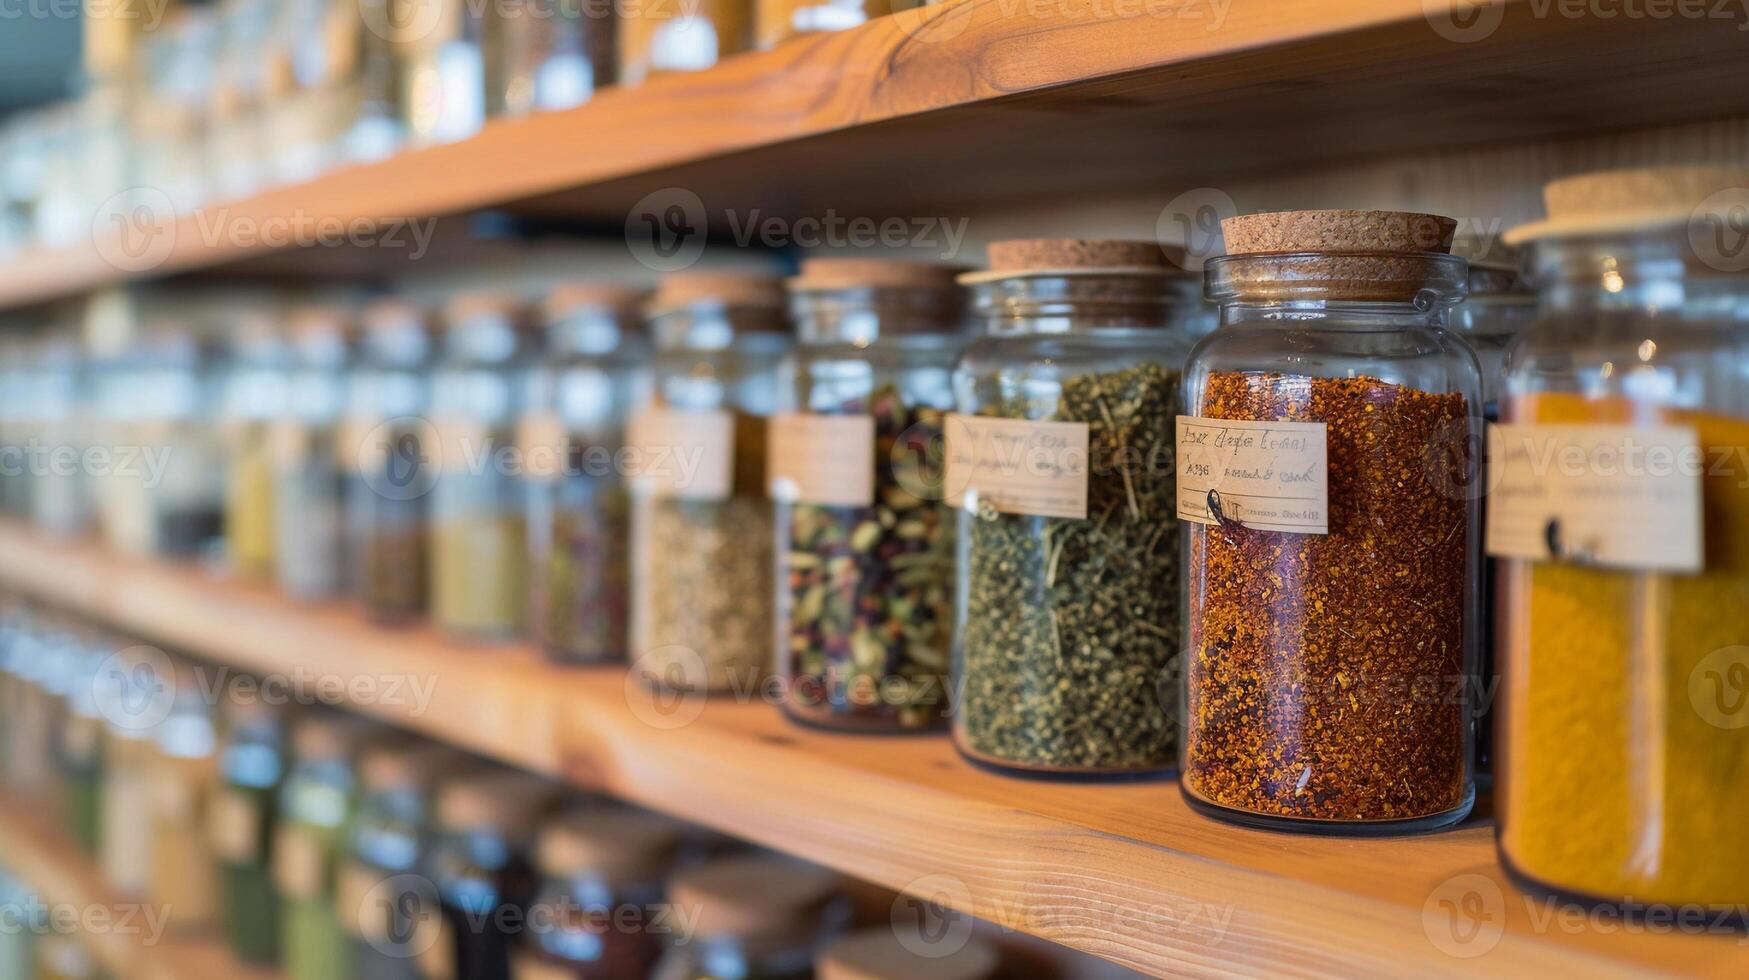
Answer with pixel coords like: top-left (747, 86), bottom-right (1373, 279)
top-left (0, 795), bottom-right (276, 980)
top-left (0, 525), bottom-right (1741, 978)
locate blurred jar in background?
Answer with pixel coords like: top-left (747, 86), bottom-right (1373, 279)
top-left (211, 681), bottom-right (290, 967)
top-left (208, 0), bottom-right (279, 202)
top-left (1450, 249), bottom-right (1536, 420)
top-left (754, 0), bottom-right (919, 49)
top-left (656, 854), bottom-right (847, 980)
top-left (403, 0), bottom-right (492, 146)
top-left (133, 321), bottom-right (227, 561)
top-left (30, 332), bottom-right (94, 539)
top-left (34, 932), bottom-right (95, 980)
top-left (0, 870), bottom-right (36, 980)
top-left (220, 309), bottom-right (291, 582)
top-left (270, 0), bottom-right (373, 183)
top-left (146, 661), bottom-right (222, 932)
top-left (0, 338), bottom-right (31, 519)
top-left (277, 712), bottom-right (376, 980)
top-left (495, 0), bottom-right (617, 115)
top-left (6, 616), bottom-right (66, 806)
top-left (525, 284), bottom-right (651, 666)
top-left (619, 0), bottom-right (751, 86)
top-left (516, 803), bottom-right (687, 979)
top-left (98, 643), bottom-right (161, 900)
top-left (337, 741), bottom-right (452, 980)
top-left (816, 926), bottom-right (999, 980)
top-left (346, 0), bottom-right (407, 164)
top-left (344, 299), bottom-right (440, 626)
top-left (54, 633), bottom-right (105, 855)
top-left (276, 305), bottom-right (358, 601)
top-left (430, 293), bottom-right (537, 641)
top-left (425, 769), bottom-right (554, 980)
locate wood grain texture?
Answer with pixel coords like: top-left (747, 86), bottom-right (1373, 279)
top-left (0, 525), bottom-right (1744, 978)
top-left (0, 796), bottom-right (278, 980)
top-left (4, 1), bottom-right (1749, 307)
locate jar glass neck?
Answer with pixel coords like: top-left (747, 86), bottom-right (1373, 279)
top-left (547, 308), bottom-right (643, 356)
top-left (446, 316), bottom-right (526, 363)
top-left (969, 273), bottom-right (1187, 335)
top-left (789, 288), bottom-right (964, 345)
top-left (651, 304), bottom-right (788, 350)
top-left (1217, 301), bottom-right (1454, 331)
top-left (1530, 232), bottom-right (1744, 316)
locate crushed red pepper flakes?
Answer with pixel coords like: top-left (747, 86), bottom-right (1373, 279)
top-left (1183, 371), bottom-right (1471, 823)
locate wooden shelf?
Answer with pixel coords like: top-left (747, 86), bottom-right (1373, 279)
top-left (0, 795), bottom-right (276, 980)
top-left (1, 525), bottom-right (1745, 978)
top-left (6, 0), bottom-right (1749, 308)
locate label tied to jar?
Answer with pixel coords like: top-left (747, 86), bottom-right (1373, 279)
top-left (626, 406), bottom-right (734, 501)
top-left (1485, 423), bottom-right (1703, 572)
top-left (767, 412), bottom-right (875, 507)
top-left (1175, 416), bottom-right (1329, 535)
top-left (944, 414), bottom-right (1089, 520)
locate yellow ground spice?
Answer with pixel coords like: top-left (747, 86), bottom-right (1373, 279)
top-left (1500, 393), bottom-right (1749, 906)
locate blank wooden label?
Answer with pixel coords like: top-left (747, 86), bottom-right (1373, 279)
top-left (1176, 416), bottom-right (1329, 535)
top-left (945, 414), bottom-right (1089, 520)
top-left (767, 412), bottom-right (876, 507)
top-left (1486, 423), bottom-right (1703, 572)
top-left (627, 406), bottom-right (734, 501)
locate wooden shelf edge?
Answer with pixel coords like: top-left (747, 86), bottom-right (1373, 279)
top-left (0, 796), bottom-right (276, 980)
top-left (1, 524), bottom-right (1744, 978)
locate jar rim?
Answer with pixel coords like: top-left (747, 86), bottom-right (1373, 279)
top-left (1205, 251), bottom-right (1468, 305)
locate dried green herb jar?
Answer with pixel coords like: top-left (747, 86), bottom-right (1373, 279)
top-left (949, 239), bottom-right (1193, 779)
top-left (772, 259), bottom-right (967, 734)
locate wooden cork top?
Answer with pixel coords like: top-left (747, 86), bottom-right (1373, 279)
top-left (362, 297), bottom-right (428, 333)
top-left (544, 282), bottom-right (650, 320)
top-left (985, 238), bottom-right (1177, 273)
top-left (285, 304), bottom-right (354, 340)
top-left (1505, 165), bottom-right (1749, 243)
top-left (1214, 209), bottom-right (1464, 302)
top-left (1221, 210), bottom-right (1457, 255)
top-left (652, 270), bottom-right (787, 312)
top-left (668, 855), bottom-right (841, 940)
top-left (818, 928), bottom-right (1000, 980)
top-left (444, 291), bottom-right (524, 326)
top-left (788, 257), bottom-right (966, 292)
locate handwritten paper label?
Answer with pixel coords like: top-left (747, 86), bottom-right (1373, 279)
top-left (944, 415), bottom-right (1089, 520)
top-left (517, 412), bottom-right (569, 483)
top-left (767, 412), bottom-right (875, 507)
top-left (1176, 417), bottom-right (1329, 535)
top-left (627, 407), bottom-right (734, 501)
top-left (1486, 423), bottom-right (1703, 572)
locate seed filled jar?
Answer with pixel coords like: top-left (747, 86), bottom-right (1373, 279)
top-left (772, 259), bottom-right (965, 733)
top-left (630, 272), bottom-right (791, 693)
top-left (525, 285), bottom-right (651, 666)
top-left (275, 305), bottom-right (356, 600)
top-left (950, 239), bottom-right (1193, 778)
top-left (1494, 167), bottom-right (1749, 911)
top-left (515, 804), bottom-right (688, 979)
top-left (343, 299), bottom-right (440, 626)
top-left (657, 854), bottom-right (847, 980)
top-left (220, 310), bottom-right (291, 580)
top-left (210, 682), bottom-right (289, 967)
top-left (430, 293), bottom-right (538, 641)
top-left (423, 770), bottom-right (554, 980)
top-left (276, 713), bottom-right (376, 980)
top-left (1180, 210), bottom-right (1480, 833)
top-left (337, 741), bottom-right (453, 980)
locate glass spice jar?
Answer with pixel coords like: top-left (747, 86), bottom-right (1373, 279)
top-left (97, 644), bottom-right (161, 899)
top-left (515, 804), bottom-right (688, 980)
top-left (221, 309), bottom-right (292, 582)
top-left (950, 239), bottom-right (1192, 778)
top-left (146, 661), bottom-right (222, 933)
top-left (275, 305), bottom-right (358, 601)
top-left (430, 293), bottom-right (538, 641)
top-left (276, 712), bottom-right (377, 980)
top-left (54, 636), bottom-right (104, 855)
top-left (343, 299), bottom-right (440, 626)
top-left (525, 285), bottom-right (651, 666)
top-left (134, 322), bottom-right (228, 560)
top-left (210, 682), bottom-right (290, 967)
top-left (656, 854), bottom-right (847, 980)
top-left (771, 259), bottom-right (965, 733)
top-left (753, 0), bottom-right (915, 49)
top-left (816, 926), bottom-right (999, 980)
top-left (1180, 209), bottom-right (1481, 834)
top-left (495, 0), bottom-right (616, 115)
top-left (1494, 167), bottom-right (1749, 913)
top-left (629, 271), bottom-right (791, 693)
top-left (403, 0), bottom-right (491, 146)
top-left (337, 741), bottom-right (453, 980)
top-left (422, 770), bottom-right (554, 980)
top-left (30, 334), bottom-right (93, 539)
top-left (619, 0), bottom-right (750, 85)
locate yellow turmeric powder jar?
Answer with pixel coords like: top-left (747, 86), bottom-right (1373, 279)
top-left (1496, 167), bottom-right (1749, 912)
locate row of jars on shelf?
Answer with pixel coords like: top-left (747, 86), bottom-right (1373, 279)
top-left (3, 0), bottom-right (939, 254)
top-left (0, 606), bottom-right (1006, 980)
top-left (1, 163), bottom-right (1745, 916)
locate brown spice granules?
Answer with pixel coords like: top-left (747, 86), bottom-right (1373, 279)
top-left (1183, 371), bottom-right (1471, 823)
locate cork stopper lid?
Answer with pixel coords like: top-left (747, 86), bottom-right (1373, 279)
top-left (358, 740), bottom-right (453, 792)
top-left (444, 291), bottom-right (524, 326)
top-left (544, 282), bottom-right (650, 321)
top-left (788, 258), bottom-right (966, 293)
top-left (536, 805), bottom-right (686, 881)
top-left (818, 928), bottom-right (1000, 980)
top-left (651, 271), bottom-right (786, 313)
top-left (290, 713), bottom-right (375, 763)
top-left (1504, 166), bottom-right (1749, 244)
top-left (1212, 209), bottom-right (1464, 302)
top-left (286, 304), bottom-right (355, 343)
top-left (436, 770), bottom-right (554, 838)
top-left (362, 297), bottom-right (428, 333)
top-left (668, 855), bottom-right (841, 940)
top-left (1222, 210), bottom-right (1457, 255)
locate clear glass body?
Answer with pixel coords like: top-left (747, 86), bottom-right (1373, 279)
top-left (527, 305), bottom-right (651, 666)
top-left (1452, 266), bottom-right (1539, 418)
top-left (279, 750), bottom-right (358, 980)
top-left (618, 0), bottom-right (750, 85)
top-left (1180, 253), bottom-right (1480, 833)
top-left (775, 285), bottom-right (963, 733)
top-left (630, 301), bottom-right (790, 693)
top-left (403, 0), bottom-right (489, 146)
top-left (654, 897), bottom-right (848, 980)
top-left (520, 870), bottom-right (666, 979)
top-left (495, 1), bottom-right (614, 115)
top-left (345, 780), bottom-right (432, 980)
top-left (950, 272), bottom-right (1192, 778)
top-left (427, 823), bottom-right (539, 980)
top-left (1496, 230), bottom-right (1749, 909)
top-left (28, 336), bottom-right (92, 538)
top-left (213, 705), bottom-right (288, 966)
top-left (276, 323), bottom-right (354, 600)
top-left (146, 681), bottom-right (222, 931)
top-left (134, 329), bottom-right (227, 560)
top-left (220, 322), bottom-right (290, 581)
top-left (344, 310), bottom-right (439, 625)
top-left (429, 310), bottom-right (538, 640)
top-left (0, 341), bottom-right (29, 519)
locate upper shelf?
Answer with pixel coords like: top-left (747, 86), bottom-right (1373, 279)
top-left (4, 0), bottom-right (1749, 308)
top-left (2, 523), bottom-right (1745, 979)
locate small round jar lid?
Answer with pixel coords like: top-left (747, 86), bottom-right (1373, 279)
top-left (544, 282), bottom-right (650, 322)
top-left (1504, 165), bottom-right (1749, 244)
top-left (651, 270), bottom-right (787, 313)
top-left (1221, 209), bottom-right (1457, 255)
top-left (362, 297), bottom-right (428, 332)
top-left (436, 769), bottom-right (555, 838)
top-left (668, 854), bottom-right (842, 940)
top-left (286, 303), bottom-right (355, 338)
top-left (536, 804), bottom-right (686, 881)
top-left (358, 740), bottom-right (454, 792)
top-left (961, 238), bottom-right (1179, 284)
top-left (818, 927), bottom-right (1000, 980)
top-left (788, 258), bottom-right (966, 293)
top-left (444, 290), bottom-right (525, 326)
top-left (290, 712), bottom-right (376, 763)
top-left (1211, 209), bottom-right (1463, 303)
